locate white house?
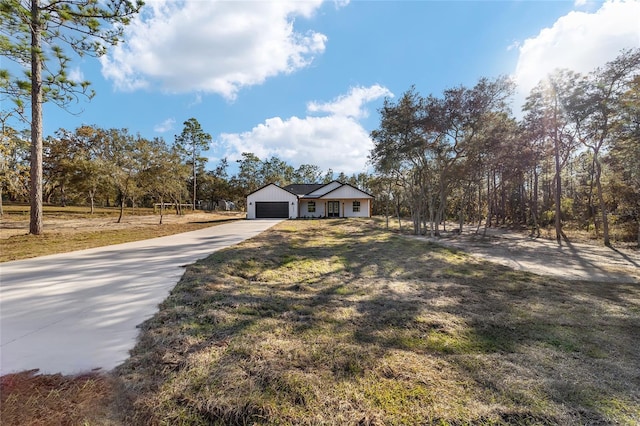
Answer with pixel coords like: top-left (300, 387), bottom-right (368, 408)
top-left (246, 181), bottom-right (374, 219)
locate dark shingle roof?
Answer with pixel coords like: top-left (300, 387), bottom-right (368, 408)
top-left (282, 183), bottom-right (324, 196)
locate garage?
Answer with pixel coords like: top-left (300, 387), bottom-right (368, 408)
top-left (255, 201), bottom-right (289, 218)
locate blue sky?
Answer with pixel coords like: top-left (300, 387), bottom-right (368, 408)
top-left (22, 0), bottom-right (640, 175)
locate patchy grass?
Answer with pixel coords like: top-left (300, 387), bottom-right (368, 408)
top-left (1, 223), bottom-right (220, 262)
top-left (1, 205), bottom-right (242, 262)
top-left (1, 204), bottom-right (167, 220)
top-left (107, 218), bottom-right (640, 425)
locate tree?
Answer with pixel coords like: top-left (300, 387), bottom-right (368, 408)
top-left (235, 152), bottom-right (263, 194)
top-left (0, 124), bottom-right (30, 214)
top-left (100, 128), bottom-right (142, 223)
top-left (322, 168), bottom-right (334, 183)
top-left (42, 129), bottom-right (77, 207)
top-left (523, 70), bottom-right (580, 243)
top-left (174, 117), bottom-right (212, 210)
top-left (370, 79), bottom-right (514, 235)
top-left (138, 138), bottom-right (188, 224)
top-left (294, 164), bottom-right (323, 183)
top-left (371, 88), bottom-right (431, 234)
top-left (574, 49), bottom-right (640, 245)
top-left (0, 0), bottom-right (143, 234)
top-left (608, 75), bottom-right (640, 245)
top-left (261, 156), bottom-right (294, 187)
top-left (65, 126), bottom-right (112, 213)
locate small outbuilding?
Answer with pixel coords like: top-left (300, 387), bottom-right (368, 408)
top-left (246, 181), bottom-right (373, 219)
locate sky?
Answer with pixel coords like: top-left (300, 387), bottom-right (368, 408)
top-left (15, 0), bottom-right (640, 176)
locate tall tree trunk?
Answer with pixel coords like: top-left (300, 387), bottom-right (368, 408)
top-left (587, 156), bottom-right (598, 236)
top-left (435, 177), bottom-right (447, 236)
top-left (553, 110), bottom-right (562, 243)
top-left (384, 191), bottom-right (389, 230)
top-left (192, 152), bottom-right (197, 211)
top-left (395, 196), bottom-right (402, 232)
top-left (594, 156), bottom-right (610, 246)
top-left (29, 0), bottom-right (44, 235)
top-left (89, 189), bottom-right (95, 214)
top-left (117, 193), bottom-right (124, 223)
top-left (476, 184), bottom-right (482, 233)
top-left (60, 183), bottom-right (66, 207)
top-left (531, 167), bottom-right (540, 237)
top-left (484, 171), bottom-right (491, 236)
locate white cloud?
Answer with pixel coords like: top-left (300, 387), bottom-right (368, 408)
top-left (307, 85), bottom-right (392, 119)
top-left (219, 85), bottom-right (393, 175)
top-left (187, 93), bottom-right (202, 108)
top-left (153, 117), bottom-right (175, 133)
top-left (513, 0), bottom-right (640, 111)
top-left (68, 67), bottom-right (84, 83)
top-left (506, 40), bottom-right (520, 52)
top-left (100, 0), bottom-right (328, 99)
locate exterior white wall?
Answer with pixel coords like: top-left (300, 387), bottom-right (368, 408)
top-left (246, 184), bottom-right (298, 219)
top-left (300, 200), bottom-right (325, 218)
top-left (247, 183), bottom-right (373, 219)
top-left (341, 199), bottom-right (370, 217)
top-left (321, 185), bottom-right (372, 200)
top-left (307, 181), bottom-right (341, 197)
top-left (299, 199), bottom-right (369, 217)
top-left (318, 185), bottom-right (373, 217)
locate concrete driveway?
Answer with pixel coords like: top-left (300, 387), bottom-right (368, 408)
top-left (0, 219), bottom-right (282, 376)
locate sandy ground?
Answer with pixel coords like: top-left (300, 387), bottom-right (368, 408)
top-left (0, 211), bottom-right (245, 239)
top-left (412, 226), bottom-right (639, 283)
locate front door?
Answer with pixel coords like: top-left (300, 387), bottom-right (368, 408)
top-left (328, 201), bottom-right (340, 218)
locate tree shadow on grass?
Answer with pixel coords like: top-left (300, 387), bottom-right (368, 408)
top-left (113, 219), bottom-right (640, 425)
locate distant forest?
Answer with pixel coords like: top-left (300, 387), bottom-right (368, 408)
top-left (2, 49), bottom-right (638, 244)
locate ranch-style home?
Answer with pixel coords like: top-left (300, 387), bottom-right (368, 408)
top-left (246, 181), bottom-right (374, 219)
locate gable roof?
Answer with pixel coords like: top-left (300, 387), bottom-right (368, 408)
top-left (320, 182), bottom-right (374, 199)
top-left (253, 181), bottom-right (374, 199)
top-left (246, 182), bottom-right (298, 197)
top-left (282, 183), bottom-right (325, 196)
top-left (284, 181), bottom-right (351, 199)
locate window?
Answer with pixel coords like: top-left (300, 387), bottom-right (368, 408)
top-left (353, 201), bottom-right (360, 212)
top-left (308, 201), bottom-right (316, 212)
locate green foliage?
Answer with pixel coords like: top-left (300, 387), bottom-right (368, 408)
top-left (174, 117), bottom-right (213, 209)
top-left (0, 0), bottom-right (144, 109)
top-left (370, 77), bottom-right (515, 234)
top-left (369, 49), bottom-right (640, 243)
top-left (1, 0), bottom-right (143, 234)
top-left (0, 125), bottom-right (30, 203)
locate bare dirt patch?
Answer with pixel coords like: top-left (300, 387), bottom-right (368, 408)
top-left (412, 226), bottom-right (640, 284)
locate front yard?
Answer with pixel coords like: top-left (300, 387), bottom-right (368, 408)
top-left (109, 218), bottom-right (640, 425)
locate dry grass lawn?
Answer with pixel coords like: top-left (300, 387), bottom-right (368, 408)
top-left (1, 218), bottom-right (638, 425)
top-left (0, 370), bottom-right (117, 426)
top-left (112, 219), bottom-right (640, 425)
top-left (0, 205), bottom-right (243, 262)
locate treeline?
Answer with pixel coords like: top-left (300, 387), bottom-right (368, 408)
top-left (0, 121), bottom-right (370, 220)
top-left (369, 49), bottom-right (640, 245)
top-left (2, 49), bottom-right (638, 243)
